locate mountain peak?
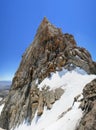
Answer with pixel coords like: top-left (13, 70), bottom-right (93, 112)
top-left (37, 17), bottom-right (51, 31)
top-left (0, 18), bottom-right (96, 130)
top-left (41, 17), bottom-right (50, 25)
top-left (34, 17), bottom-right (62, 45)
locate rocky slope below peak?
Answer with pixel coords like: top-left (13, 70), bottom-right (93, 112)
top-left (0, 17), bottom-right (96, 130)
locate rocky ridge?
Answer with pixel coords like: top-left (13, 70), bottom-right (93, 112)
top-left (0, 17), bottom-right (96, 130)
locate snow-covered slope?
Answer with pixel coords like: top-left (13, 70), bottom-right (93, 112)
top-left (0, 98), bottom-right (4, 115)
top-left (13, 68), bottom-right (96, 130)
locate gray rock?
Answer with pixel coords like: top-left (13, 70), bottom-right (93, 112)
top-left (55, 88), bottom-right (64, 100)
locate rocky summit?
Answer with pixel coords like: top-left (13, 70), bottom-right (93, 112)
top-left (0, 17), bottom-right (96, 130)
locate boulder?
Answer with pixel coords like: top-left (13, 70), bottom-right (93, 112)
top-left (44, 90), bottom-right (55, 109)
top-left (55, 88), bottom-right (64, 100)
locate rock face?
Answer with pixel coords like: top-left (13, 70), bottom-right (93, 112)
top-left (76, 79), bottom-right (96, 130)
top-left (0, 17), bottom-right (96, 130)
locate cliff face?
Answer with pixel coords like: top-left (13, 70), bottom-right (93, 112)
top-left (0, 17), bottom-right (96, 130)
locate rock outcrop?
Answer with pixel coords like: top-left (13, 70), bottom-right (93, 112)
top-left (0, 17), bottom-right (96, 130)
top-left (76, 79), bottom-right (96, 130)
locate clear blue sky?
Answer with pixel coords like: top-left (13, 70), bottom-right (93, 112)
top-left (0, 0), bottom-right (96, 81)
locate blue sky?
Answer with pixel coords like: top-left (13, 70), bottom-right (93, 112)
top-left (0, 0), bottom-right (96, 81)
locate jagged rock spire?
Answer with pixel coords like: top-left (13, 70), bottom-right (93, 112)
top-left (38, 17), bottom-right (50, 27)
top-left (33, 17), bottom-right (62, 47)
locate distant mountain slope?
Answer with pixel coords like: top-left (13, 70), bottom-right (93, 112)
top-left (0, 81), bottom-right (11, 98)
top-left (0, 81), bottom-right (11, 90)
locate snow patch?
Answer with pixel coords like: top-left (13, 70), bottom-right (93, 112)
top-left (0, 102), bottom-right (4, 115)
top-left (0, 98), bottom-right (2, 101)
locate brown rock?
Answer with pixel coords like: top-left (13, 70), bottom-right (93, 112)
top-left (37, 92), bottom-right (44, 116)
top-left (77, 101), bottom-right (96, 130)
top-left (76, 79), bottom-right (96, 130)
top-left (31, 103), bottom-right (38, 120)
